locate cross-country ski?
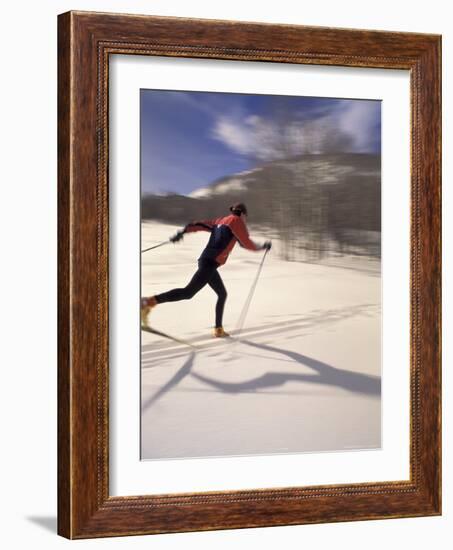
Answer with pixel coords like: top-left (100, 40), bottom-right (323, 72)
top-left (141, 324), bottom-right (199, 350)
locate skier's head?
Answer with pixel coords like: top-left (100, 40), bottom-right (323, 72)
top-left (230, 202), bottom-right (248, 217)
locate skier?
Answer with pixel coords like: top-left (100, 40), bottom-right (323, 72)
top-left (141, 202), bottom-right (271, 337)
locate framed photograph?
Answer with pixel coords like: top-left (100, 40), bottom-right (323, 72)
top-left (58, 11), bottom-right (441, 539)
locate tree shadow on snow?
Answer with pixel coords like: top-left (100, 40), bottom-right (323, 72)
top-left (191, 340), bottom-right (380, 397)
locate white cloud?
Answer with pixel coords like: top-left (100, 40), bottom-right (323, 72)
top-left (211, 100), bottom-right (380, 160)
top-left (212, 114), bottom-right (291, 160)
top-left (212, 114), bottom-right (257, 156)
top-left (333, 100), bottom-right (381, 152)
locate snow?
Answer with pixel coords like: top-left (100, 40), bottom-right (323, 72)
top-left (189, 177), bottom-right (246, 198)
top-left (188, 187), bottom-right (213, 198)
top-left (214, 178), bottom-right (246, 194)
top-left (141, 221), bottom-right (381, 460)
top-left (236, 167), bottom-right (260, 176)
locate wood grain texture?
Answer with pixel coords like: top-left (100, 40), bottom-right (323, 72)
top-left (57, 10), bottom-right (442, 539)
top-left (57, 10), bottom-right (72, 538)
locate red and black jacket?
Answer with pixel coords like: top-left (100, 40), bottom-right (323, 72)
top-left (184, 214), bottom-right (260, 266)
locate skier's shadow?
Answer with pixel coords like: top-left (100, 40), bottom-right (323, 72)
top-left (141, 351), bottom-right (196, 411)
top-left (191, 340), bottom-right (380, 397)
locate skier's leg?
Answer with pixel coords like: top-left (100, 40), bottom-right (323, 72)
top-left (208, 270), bottom-right (228, 331)
top-left (141, 260), bottom-right (216, 327)
top-left (155, 262), bottom-right (215, 304)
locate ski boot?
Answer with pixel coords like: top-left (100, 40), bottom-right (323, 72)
top-left (213, 326), bottom-right (230, 338)
top-left (141, 296), bottom-right (157, 327)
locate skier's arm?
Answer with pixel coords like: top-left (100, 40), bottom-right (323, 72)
top-left (230, 217), bottom-right (261, 251)
top-left (183, 219), bottom-right (217, 233)
top-left (170, 218), bottom-right (218, 242)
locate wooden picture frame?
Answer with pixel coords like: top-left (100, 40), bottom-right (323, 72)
top-left (57, 10), bottom-right (441, 539)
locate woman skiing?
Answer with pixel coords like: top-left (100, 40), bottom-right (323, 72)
top-left (141, 202), bottom-right (271, 337)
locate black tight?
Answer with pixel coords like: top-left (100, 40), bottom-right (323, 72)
top-left (155, 260), bottom-right (227, 328)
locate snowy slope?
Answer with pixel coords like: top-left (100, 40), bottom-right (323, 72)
top-left (141, 222), bottom-right (381, 459)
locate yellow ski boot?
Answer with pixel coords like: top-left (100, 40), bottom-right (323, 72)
top-left (213, 326), bottom-right (230, 338)
top-left (141, 296), bottom-right (157, 327)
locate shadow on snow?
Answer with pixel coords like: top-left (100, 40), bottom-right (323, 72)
top-left (191, 339), bottom-right (380, 397)
top-left (141, 351), bottom-right (196, 411)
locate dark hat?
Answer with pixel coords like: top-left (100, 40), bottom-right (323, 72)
top-left (230, 202), bottom-right (248, 216)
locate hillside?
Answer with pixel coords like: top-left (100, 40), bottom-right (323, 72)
top-left (142, 153), bottom-right (381, 259)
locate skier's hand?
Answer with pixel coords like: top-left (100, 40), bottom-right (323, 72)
top-left (262, 240), bottom-right (272, 251)
top-left (170, 230), bottom-right (185, 243)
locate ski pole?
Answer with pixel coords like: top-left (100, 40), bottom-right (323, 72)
top-left (235, 248), bottom-right (269, 338)
top-left (141, 230), bottom-right (185, 254)
top-left (141, 240), bottom-right (170, 254)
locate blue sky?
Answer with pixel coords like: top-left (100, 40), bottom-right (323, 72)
top-left (141, 90), bottom-right (381, 195)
